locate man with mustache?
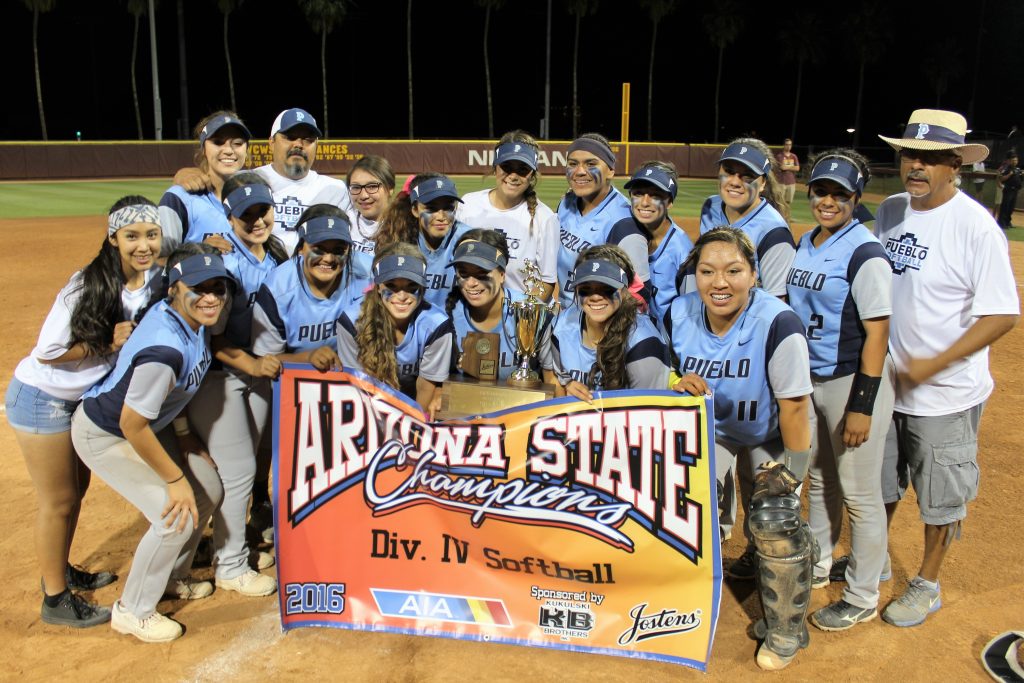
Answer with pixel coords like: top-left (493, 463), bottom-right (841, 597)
top-left (874, 110), bottom-right (1019, 627)
top-left (175, 108), bottom-right (354, 257)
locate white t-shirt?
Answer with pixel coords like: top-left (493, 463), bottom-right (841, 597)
top-left (254, 165), bottom-right (355, 256)
top-left (458, 189), bottom-right (560, 295)
top-left (14, 270), bottom-right (156, 401)
top-left (876, 190), bottom-right (1020, 415)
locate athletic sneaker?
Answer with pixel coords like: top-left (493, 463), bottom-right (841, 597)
top-left (882, 577), bottom-right (942, 627)
top-left (216, 569), bottom-right (277, 597)
top-left (111, 601), bottom-right (183, 643)
top-left (755, 641), bottom-right (796, 671)
top-left (811, 573), bottom-right (830, 590)
top-left (724, 548), bottom-right (758, 581)
top-left (829, 553), bottom-right (892, 583)
top-left (250, 550), bottom-right (275, 571)
top-left (810, 599), bottom-right (878, 631)
top-left (65, 563), bottom-right (117, 591)
top-left (41, 590), bottom-right (111, 628)
top-left (164, 577), bottom-right (214, 600)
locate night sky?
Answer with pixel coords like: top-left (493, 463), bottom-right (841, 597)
top-left (3, 0), bottom-right (1022, 162)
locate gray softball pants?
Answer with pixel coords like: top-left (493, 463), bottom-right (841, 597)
top-left (71, 407), bottom-right (223, 619)
top-left (187, 369), bottom-right (272, 580)
top-left (806, 359), bottom-right (895, 609)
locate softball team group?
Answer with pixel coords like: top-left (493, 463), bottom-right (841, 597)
top-left (4, 109), bottom-right (1012, 671)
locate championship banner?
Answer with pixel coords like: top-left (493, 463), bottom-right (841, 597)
top-left (272, 365), bottom-right (722, 671)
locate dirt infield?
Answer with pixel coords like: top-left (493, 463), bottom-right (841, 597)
top-left (1, 216), bottom-right (1022, 682)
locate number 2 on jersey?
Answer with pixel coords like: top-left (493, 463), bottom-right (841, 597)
top-left (807, 314), bottom-right (824, 341)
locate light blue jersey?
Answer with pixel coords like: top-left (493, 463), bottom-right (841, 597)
top-left (666, 289), bottom-right (811, 446)
top-left (550, 304), bottom-right (670, 390)
top-left (556, 188), bottom-right (650, 309)
top-left (220, 229), bottom-right (282, 350)
top-left (697, 196), bottom-right (796, 297)
top-left (336, 299), bottom-right (455, 398)
top-left (450, 289), bottom-right (550, 381)
top-left (250, 257), bottom-right (353, 355)
top-left (648, 220), bottom-right (694, 322)
top-left (787, 220), bottom-right (892, 377)
top-left (158, 186), bottom-right (232, 251)
top-left (82, 301), bottom-right (212, 437)
top-left (421, 221), bottom-right (473, 308)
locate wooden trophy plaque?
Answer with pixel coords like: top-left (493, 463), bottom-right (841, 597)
top-left (460, 332), bottom-right (500, 382)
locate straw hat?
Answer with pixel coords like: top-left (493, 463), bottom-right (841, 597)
top-left (878, 109), bottom-right (989, 165)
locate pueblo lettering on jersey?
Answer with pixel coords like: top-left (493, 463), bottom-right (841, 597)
top-left (560, 229), bottom-right (592, 254)
top-left (184, 347), bottom-right (213, 390)
top-left (680, 356), bottom-right (750, 379)
top-left (298, 321), bottom-right (336, 344)
top-left (786, 267), bottom-right (826, 291)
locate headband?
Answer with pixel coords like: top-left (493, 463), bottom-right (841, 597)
top-left (567, 138), bottom-right (616, 170)
top-left (108, 204), bottom-right (161, 236)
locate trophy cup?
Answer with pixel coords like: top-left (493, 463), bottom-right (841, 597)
top-left (508, 259), bottom-right (556, 388)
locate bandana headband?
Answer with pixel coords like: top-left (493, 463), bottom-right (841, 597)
top-left (108, 204), bottom-right (161, 236)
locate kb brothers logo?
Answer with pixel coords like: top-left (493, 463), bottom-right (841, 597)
top-left (284, 380), bottom-right (708, 562)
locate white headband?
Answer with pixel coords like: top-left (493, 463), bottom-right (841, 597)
top-left (108, 204), bottom-right (161, 235)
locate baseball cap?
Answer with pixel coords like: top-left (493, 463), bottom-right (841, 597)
top-left (567, 259), bottom-right (630, 291)
top-left (373, 254), bottom-right (427, 286)
top-left (808, 155), bottom-right (865, 195)
top-left (447, 240), bottom-right (508, 272)
top-left (624, 165), bottom-right (678, 200)
top-left (719, 142), bottom-right (772, 177)
top-left (223, 183), bottom-right (275, 218)
top-left (271, 108), bottom-right (323, 138)
top-left (169, 253), bottom-right (230, 287)
top-left (494, 142), bottom-right (538, 170)
top-left (199, 115), bottom-right (252, 145)
top-left (297, 215), bottom-right (353, 245)
top-left (410, 175), bottom-right (463, 205)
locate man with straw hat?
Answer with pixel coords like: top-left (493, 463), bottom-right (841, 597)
top-left (875, 109), bottom-right (1019, 627)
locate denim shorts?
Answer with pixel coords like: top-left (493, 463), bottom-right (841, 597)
top-left (4, 377), bottom-right (79, 434)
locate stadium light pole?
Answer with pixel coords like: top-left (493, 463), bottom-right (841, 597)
top-left (148, 0), bottom-right (163, 140)
top-left (542, 0), bottom-right (551, 139)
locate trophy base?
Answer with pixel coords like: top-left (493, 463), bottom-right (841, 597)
top-left (437, 375), bottom-right (554, 419)
top-left (506, 376), bottom-right (543, 389)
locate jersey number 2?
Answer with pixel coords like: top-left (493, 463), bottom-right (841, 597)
top-left (807, 314), bottom-right (824, 341)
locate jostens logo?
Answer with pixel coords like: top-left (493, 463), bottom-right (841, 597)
top-left (617, 602), bottom-right (702, 645)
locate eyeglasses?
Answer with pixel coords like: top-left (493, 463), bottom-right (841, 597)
top-left (349, 182), bottom-right (384, 196)
top-left (899, 149), bottom-right (959, 165)
top-left (191, 280), bottom-right (229, 297)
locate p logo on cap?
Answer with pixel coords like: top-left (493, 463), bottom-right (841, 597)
top-left (592, 262), bottom-right (600, 272)
top-left (915, 124), bottom-right (930, 140)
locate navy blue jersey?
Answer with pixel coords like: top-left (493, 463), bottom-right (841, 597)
top-left (451, 288), bottom-right (551, 381)
top-left (665, 290), bottom-right (811, 446)
top-left (336, 299), bottom-right (455, 398)
top-left (556, 188), bottom-right (650, 309)
top-left (648, 221), bottom-right (694, 322)
top-left (82, 301), bottom-right (212, 437)
top-left (220, 230), bottom-right (281, 350)
top-left (251, 257), bottom-right (352, 355)
top-left (421, 221), bottom-right (473, 309)
top-left (550, 304), bottom-right (670, 390)
top-left (787, 220), bottom-right (893, 377)
top-left (158, 186), bottom-right (232, 251)
top-left (697, 196), bottom-right (796, 297)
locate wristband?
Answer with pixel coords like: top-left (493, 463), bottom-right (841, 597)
top-left (782, 448), bottom-right (812, 481)
top-left (173, 417), bottom-right (190, 436)
top-left (847, 372), bottom-right (882, 415)
top-left (165, 472), bottom-right (185, 485)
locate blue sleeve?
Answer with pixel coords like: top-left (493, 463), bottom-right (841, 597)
top-left (765, 309), bottom-right (806, 365)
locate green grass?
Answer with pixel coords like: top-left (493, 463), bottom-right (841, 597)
top-left (0, 175), bottom-right (871, 227)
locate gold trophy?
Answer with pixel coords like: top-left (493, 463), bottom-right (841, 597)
top-left (508, 259), bottom-right (556, 388)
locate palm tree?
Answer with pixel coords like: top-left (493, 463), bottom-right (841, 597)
top-left (638, 0), bottom-right (676, 141)
top-left (298, 0), bottom-right (349, 137)
top-left (126, 0), bottom-right (150, 140)
top-left (21, 0), bottom-right (56, 140)
top-left (842, 0), bottom-right (889, 147)
top-left (702, 1), bottom-right (743, 143)
top-left (407, 0), bottom-right (414, 138)
top-left (476, 0), bottom-right (507, 139)
top-left (217, 0), bottom-right (243, 112)
top-left (779, 12), bottom-right (824, 141)
top-left (566, 0), bottom-right (599, 139)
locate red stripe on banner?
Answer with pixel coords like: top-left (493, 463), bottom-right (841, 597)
top-left (485, 600), bottom-right (511, 626)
